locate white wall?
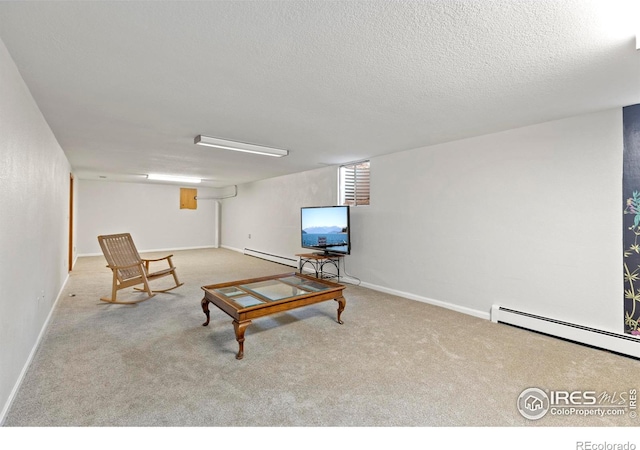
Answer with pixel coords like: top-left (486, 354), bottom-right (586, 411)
top-left (77, 179), bottom-right (221, 255)
top-left (0, 38), bottom-right (72, 422)
top-left (221, 108), bottom-right (623, 334)
top-left (221, 166), bottom-right (337, 258)
top-left (358, 108), bottom-right (622, 330)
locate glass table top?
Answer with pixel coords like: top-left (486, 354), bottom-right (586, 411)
top-left (212, 275), bottom-right (334, 308)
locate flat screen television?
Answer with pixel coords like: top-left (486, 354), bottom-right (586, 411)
top-left (301, 205), bottom-right (351, 255)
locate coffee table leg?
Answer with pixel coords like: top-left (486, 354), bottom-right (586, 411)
top-left (201, 298), bottom-right (211, 326)
top-left (233, 320), bottom-right (252, 360)
top-left (334, 296), bottom-right (346, 324)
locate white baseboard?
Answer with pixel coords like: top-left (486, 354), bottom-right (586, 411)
top-left (78, 244), bottom-right (220, 258)
top-left (243, 248), bottom-right (298, 267)
top-left (358, 281), bottom-right (490, 320)
top-left (225, 245), bottom-right (488, 320)
top-left (221, 245), bottom-right (243, 253)
top-left (491, 305), bottom-right (640, 359)
top-left (0, 274), bottom-right (70, 426)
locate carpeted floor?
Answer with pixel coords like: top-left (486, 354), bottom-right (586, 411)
top-left (3, 248), bottom-right (640, 428)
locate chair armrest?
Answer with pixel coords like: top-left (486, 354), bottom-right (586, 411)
top-left (106, 262), bottom-right (144, 270)
top-left (142, 255), bottom-right (173, 263)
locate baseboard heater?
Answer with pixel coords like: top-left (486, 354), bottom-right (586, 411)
top-left (243, 248), bottom-right (298, 268)
top-left (491, 306), bottom-right (640, 359)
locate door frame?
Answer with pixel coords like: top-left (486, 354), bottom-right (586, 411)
top-left (68, 173), bottom-right (74, 272)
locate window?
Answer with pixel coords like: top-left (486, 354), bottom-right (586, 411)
top-left (339, 160), bottom-right (370, 206)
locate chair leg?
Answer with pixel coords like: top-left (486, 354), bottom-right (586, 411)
top-left (172, 271), bottom-right (182, 286)
top-left (167, 256), bottom-right (182, 287)
top-left (100, 271), bottom-right (119, 302)
top-left (133, 256), bottom-right (184, 294)
top-left (140, 273), bottom-right (154, 298)
top-left (100, 271), bottom-right (155, 304)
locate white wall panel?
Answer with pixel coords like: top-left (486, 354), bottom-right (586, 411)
top-left (221, 109), bottom-right (623, 334)
top-left (76, 180), bottom-right (221, 255)
top-left (0, 38), bottom-right (72, 421)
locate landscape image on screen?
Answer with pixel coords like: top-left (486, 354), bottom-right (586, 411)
top-left (301, 206), bottom-right (350, 255)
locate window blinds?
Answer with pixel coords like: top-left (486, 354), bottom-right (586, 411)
top-left (340, 161), bottom-right (370, 206)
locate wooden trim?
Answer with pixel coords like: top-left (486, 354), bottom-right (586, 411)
top-left (68, 173), bottom-right (74, 272)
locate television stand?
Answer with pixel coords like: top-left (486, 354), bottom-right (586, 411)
top-left (296, 253), bottom-right (343, 280)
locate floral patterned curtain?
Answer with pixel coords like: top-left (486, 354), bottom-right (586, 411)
top-left (623, 104), bottom-right (640, 336)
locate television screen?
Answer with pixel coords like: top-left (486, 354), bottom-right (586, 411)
top-left (301, 206), bottom-right (350, 255)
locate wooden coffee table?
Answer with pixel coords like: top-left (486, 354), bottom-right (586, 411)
top-left (201, 272), bottom-right (346, 359)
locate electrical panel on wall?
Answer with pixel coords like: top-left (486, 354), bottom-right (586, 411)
top-left (180, 188), bottom-right (197, 209)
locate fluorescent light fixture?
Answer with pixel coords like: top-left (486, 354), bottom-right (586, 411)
top-left (147, 174), bottom-right (201, 183)
top-left (194, 135), bottom-right (289, 157)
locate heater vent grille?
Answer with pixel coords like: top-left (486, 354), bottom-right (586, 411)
top-left (491, 306), bottom-right (640, 359)
top-left (243, 248), bottom-right (297, 268)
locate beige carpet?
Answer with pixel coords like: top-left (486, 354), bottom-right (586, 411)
top-left (3, 248), bottom-right (640, 428)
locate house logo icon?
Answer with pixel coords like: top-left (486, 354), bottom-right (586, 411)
top-left (517, 387), bottom-right (550, 420)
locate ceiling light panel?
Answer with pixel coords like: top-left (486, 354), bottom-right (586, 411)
top-left (147, 174), bottom-right (201, 183)
top-left (194, 135), bottom-right (289, 157)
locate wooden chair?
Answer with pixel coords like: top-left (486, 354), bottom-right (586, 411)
top-left (97, 233), bottom-right (184, 304)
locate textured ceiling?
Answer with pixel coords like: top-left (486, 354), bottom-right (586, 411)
top-left (0, 0), bottom-right (639, 188)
